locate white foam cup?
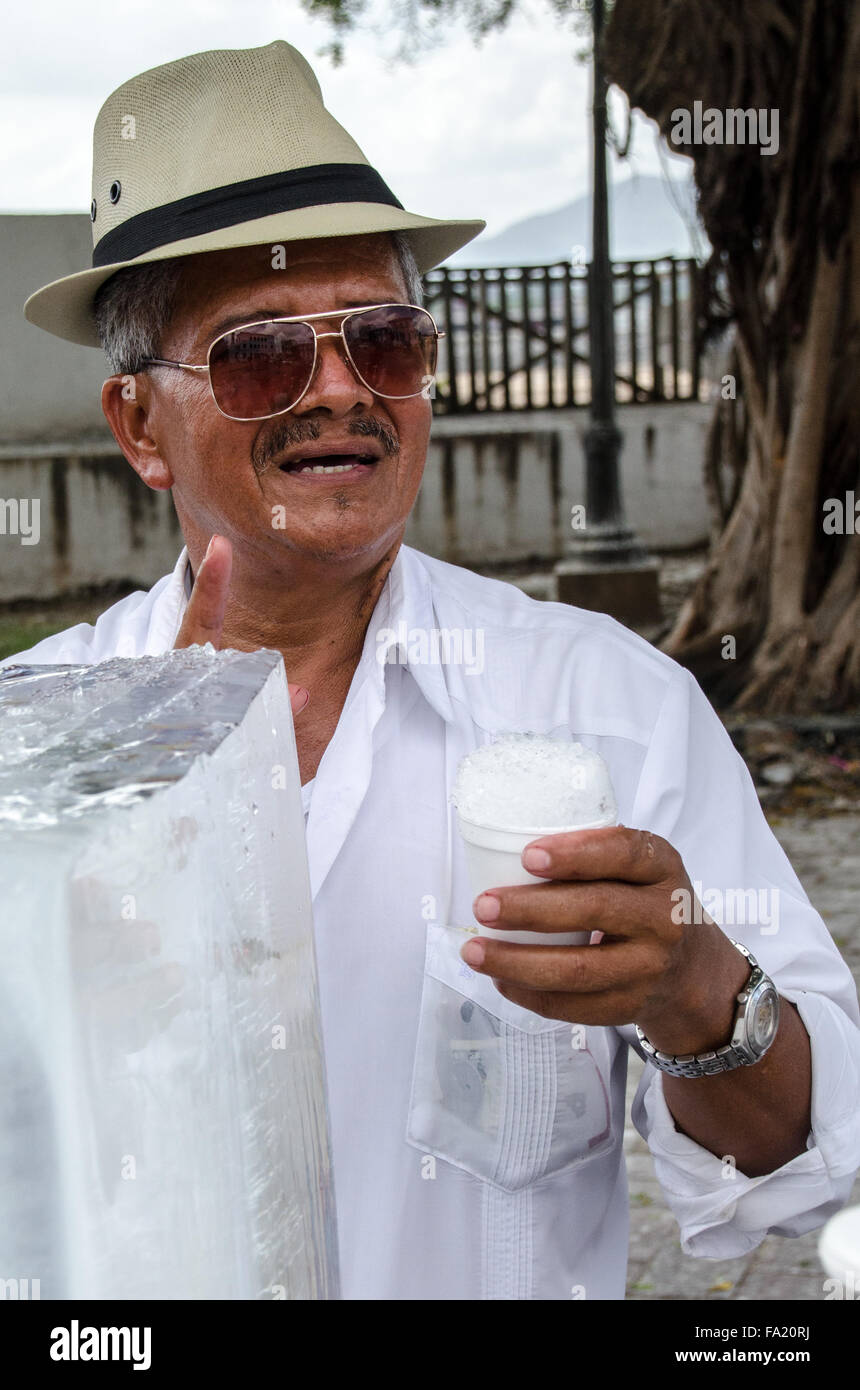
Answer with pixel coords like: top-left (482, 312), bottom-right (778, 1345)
top-left (818, 1205), bottom-right (860, 1288)
top-left (457, 809), bottom-right (615, 945)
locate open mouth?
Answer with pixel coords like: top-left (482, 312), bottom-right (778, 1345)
top-left (279, 454), bottom-right (379, 475)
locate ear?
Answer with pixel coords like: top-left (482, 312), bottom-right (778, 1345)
top-left (101, 374), bottom-right (174, 490)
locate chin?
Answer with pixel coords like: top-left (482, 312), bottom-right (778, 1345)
top-left (274, 526), bottom-right (399, 568)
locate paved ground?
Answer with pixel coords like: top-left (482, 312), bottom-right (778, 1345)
top-left (624, 811), bottom-right (860, 1300)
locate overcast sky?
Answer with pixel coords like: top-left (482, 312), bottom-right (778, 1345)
top-left (1, 0), bottom-right (694, 238)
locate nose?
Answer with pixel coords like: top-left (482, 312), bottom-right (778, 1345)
top-left (291, 328), bottom-right (375, 417)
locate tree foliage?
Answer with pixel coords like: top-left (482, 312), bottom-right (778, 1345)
top-left (302, 0), bottom-right (590, 63)
top-left (606, 0), bottom-right (860, 710)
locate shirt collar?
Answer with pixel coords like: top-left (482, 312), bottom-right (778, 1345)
top-left (144, 546), bottom-right (193, 654)
top-left (361, 546), bottom-right (456, 725)
top-left (155, 543), bottom-right (456, 725)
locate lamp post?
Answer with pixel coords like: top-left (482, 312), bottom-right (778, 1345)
top-left (555, 0), bottom-right (661, 627)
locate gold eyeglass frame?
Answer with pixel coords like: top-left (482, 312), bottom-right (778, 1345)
top-left (140, 302), bottom-right (445, 422)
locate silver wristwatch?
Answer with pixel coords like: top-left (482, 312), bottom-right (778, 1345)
top-left (635, 939), bottom-right (780, 1078)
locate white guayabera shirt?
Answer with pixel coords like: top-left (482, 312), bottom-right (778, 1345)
top-left (5, 544), bottom-right (860, 1301)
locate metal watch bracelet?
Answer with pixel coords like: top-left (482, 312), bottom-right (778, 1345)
top-left (635, 940), bottom-right (777, 1079)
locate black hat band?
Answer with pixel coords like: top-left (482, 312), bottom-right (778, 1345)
top-left (92, 163), bottom-right (404, 268)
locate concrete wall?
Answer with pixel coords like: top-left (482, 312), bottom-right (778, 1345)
top-left (0, 442), bottom-right (183, 600)
top-left (0, 406), bottom-right (710, 602)
top-left (0, 216), bottom-right (108, 444)
top-left (0, 214), bottom-right (711, 600)
top-left (417, 406), bottom-right (710, 564)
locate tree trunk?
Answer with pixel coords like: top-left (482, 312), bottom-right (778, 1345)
top-left (605, 0), bottom-right (860, 711)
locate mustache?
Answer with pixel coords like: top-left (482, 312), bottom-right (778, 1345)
top-left (252, 417), bottom-right (400, 475)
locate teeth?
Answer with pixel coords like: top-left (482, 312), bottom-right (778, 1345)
top-left (295, 460), bottom-right (369, 474)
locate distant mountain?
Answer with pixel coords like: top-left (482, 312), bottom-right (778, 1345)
top-left (447, 174), bottom-right (707, 266)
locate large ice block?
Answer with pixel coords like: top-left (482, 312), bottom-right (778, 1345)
top-left (0, 648), bottom-right (339, 1299)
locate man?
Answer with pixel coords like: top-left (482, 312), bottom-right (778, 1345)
top-left (8, 39), bottom-right (860, 1300)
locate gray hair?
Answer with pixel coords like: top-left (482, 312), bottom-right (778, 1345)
top-left (93, 231), bottom-right (424, 376)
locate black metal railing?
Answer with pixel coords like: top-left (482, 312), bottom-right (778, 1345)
top-left (422, 257), bottom-right (706, 414)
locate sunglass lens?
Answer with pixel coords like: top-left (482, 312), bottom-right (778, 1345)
top-left (209, 322), bottom-right (315, 419)
top-left (345, 306), bottom-right (437, 398)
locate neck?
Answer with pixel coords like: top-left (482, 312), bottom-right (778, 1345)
top-left (193, 541), bottom-right (400, 693)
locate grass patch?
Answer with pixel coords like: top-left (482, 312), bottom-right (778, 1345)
top-left (0, 586), bottom-right (138, 664)
top-left (0, 617), bottom-right (71, 662)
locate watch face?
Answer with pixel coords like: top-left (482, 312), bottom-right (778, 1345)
top-left (750, 984), bottom-right (779, 1051)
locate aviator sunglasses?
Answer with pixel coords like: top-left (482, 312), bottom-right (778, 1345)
top-left (141, 303), bottom-right (444, 422)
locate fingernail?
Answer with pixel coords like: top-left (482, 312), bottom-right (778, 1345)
top-left (523, 846), bottom-right (551, 871)
top-left (474, 893), bottom-right (500, 923)
top-left (293, 687), bottom-right (310, 714)
top-left (461, 940), bottom-right (485, 968)
top-left (204, 535), bottom-right (216, 560)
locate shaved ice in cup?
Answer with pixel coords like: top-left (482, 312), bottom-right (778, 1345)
top-left (452, 734), bottom-right (617, 945)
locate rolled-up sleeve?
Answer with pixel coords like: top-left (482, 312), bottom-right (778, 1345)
top-left (626, 667), bottom-right (860, 1255)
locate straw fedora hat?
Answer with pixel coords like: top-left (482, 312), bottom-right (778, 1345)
top-left (24, 39), bottom-right (485, 348)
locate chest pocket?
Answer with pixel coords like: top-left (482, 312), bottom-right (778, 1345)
top-left (405, 922), bottom-right (615, 1192)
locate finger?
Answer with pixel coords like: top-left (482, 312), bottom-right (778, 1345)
top-left (492, 980), bottom-right (639, 1025)
top-left (520, 825), bottom-right (677, 887)
top-left (461, 934), bottom-right (653, 996)
top-left (288, 684), bottom-right (310, 716)
top-left (473, 879), bottom-right (653, 937)
top-left (175, 534), bottom-right (232, 649)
